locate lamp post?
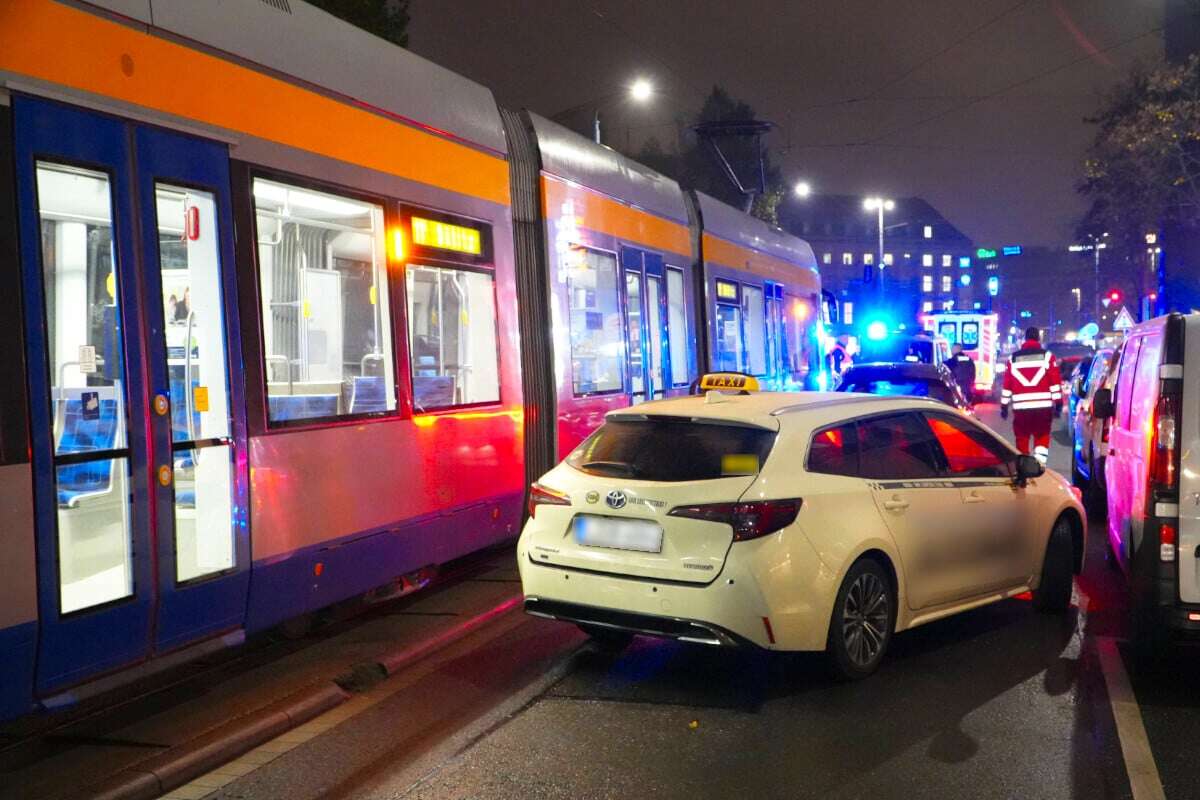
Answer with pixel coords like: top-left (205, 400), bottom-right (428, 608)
top-left (550, 77), bottom-right (655, 145)
top-left (863, 197), bottom-right (894, 298)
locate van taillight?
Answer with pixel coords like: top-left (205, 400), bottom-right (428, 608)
top-left (1149, 392), bottom-right (1180, 492)
top-left (1160, 522), bottom-right (1177, 562)
top-left (669, 499), bottom-right (802, 541)
top-left (528, 483), bottom-right (571, 518)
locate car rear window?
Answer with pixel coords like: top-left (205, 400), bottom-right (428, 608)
top-left (567, 417), bottom-right (777, 482)
top-left (840, 377), bottom-right (954, 405)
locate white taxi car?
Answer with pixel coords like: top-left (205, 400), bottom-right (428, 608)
top-left (519, 375), bottom-right (1086, 679)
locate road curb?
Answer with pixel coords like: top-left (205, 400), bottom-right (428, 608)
top-left (77, 683), bottom-right (348, 800)
top-left (74, 593), bottom-right (524, 800)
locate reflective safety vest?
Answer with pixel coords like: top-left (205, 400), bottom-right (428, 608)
top-left (1001, 343), bottom-right (1062, 411)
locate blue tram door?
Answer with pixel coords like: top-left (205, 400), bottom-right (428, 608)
top-left (621, 248), bottom-right (670, 401)
top-left (13, 96), bottom-right (249, 695)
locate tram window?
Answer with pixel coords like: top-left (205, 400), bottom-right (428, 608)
top-left (35, 162), bottom-right (134, 613)
top-left (714, 303), bottom-right (744, 373)
top-left (566, 247), bottom-right (624, 395)
top-left (405, 265), bottom-right (500, 410)
top-left (743, 285), bottom-right (767, 376)
top-left (666, 267), bottom-right (688, 386)
top-left (252, 178), bottom-right (395, 424)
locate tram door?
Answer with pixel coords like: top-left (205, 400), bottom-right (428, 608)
top-left (13, 96), bottom-right (249, 694)
top-left (622, 248), bottom-right (669, 402)
top-left (764, 283), bottom-right (785, 386)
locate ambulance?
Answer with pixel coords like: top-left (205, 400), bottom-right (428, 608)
top-left (922, 311), bottom-right (1000, 399)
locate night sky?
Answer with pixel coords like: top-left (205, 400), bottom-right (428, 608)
top-left (408, 0), bottom-right (1163, 248)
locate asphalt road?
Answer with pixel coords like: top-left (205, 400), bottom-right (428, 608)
top-left (166, 403), bottom-right (1192, 800)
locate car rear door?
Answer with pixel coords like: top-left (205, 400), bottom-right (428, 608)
top-left (1107, 336), bottom-right (1143, 563)
top-left (923, 411), bottom-right (1032, 591)
top-left (858, 412), bottom-right (973, 609)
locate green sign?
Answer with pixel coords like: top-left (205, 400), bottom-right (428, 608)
top-left (976, 247), bottom-right (997, 259)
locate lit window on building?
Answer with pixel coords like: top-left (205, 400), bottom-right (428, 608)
top-left (922, 275), bottom-right (933, 292)
top-left (863, 253), bottom-right (873, 265)
top-left (922, 301), bottom-right (933, 312)
top-left (842, 252), bottom-right (853, 265)
top-left (823, 252), bottom-right (832, 264)
top-left (942, 254), bottom-right (952, 267)
top-left (941, 274), bottom-right (952, 292)
top-left (843, 302), bottom-right (854, 324)
top-left (943, 300), bottom-right (955, 310)
top-left (883, 253), bottom-right (893, 265)
top-left (924, 225), bottom-right (933, 238)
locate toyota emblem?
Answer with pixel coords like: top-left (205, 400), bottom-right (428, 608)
top-left (605, 490), bottom-right (627, 509)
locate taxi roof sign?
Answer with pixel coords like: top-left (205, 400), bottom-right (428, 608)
top-left (699, 373), bottom-right (760, 393)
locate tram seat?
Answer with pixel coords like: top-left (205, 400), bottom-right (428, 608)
top-left (56, 394), bottom-right (120, 508)
top-left (349, 375), bottom-right (387, 414)
top-left (268, 394), bottom-right (339, 421)
top-left (412, 375), bottom-right (455, 411)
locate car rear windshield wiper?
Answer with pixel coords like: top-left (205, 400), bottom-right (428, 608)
top-left (580, 460), bottom-right (644, 478)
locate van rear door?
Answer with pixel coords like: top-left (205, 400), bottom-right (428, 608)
top-left (1177, 317), bottom-right (1200, 603)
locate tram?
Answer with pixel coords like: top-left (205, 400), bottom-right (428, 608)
top-left (0, 0), bottom-right (822, 721)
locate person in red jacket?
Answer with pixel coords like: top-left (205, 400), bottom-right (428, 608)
top-left (1000, 327), bottom-right (1062, 465)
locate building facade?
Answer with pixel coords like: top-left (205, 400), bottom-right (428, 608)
top-left (777, 195), bottom-right (977, 328)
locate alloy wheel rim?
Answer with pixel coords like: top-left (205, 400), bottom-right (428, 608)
top-left (843, 572), bottom-right (889, 667)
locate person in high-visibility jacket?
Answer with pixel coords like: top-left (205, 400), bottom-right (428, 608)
top-left (1000, 327), bottom-right (1062, 465)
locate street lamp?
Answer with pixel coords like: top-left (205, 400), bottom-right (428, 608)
top-left (793, 181), bottom-right (812, 199)
top-left (548, 78), bottom-right (655, 145)
top-left (863, 197), bottom-right (894, 297)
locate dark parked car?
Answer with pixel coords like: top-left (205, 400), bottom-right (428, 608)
top-left (836, 362), bottom-right (973, 413)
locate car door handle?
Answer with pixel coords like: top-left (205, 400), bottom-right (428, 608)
top-left (882, 496), bottom-right (910, 511)
top-left (964, 491), bottom-right (985, 503)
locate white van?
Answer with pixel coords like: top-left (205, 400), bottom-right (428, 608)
top-left (1092, 313), bottom-right (1193, 653)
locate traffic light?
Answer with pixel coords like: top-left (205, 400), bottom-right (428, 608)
top-left (1108, 289), bottom-right (1122, 304)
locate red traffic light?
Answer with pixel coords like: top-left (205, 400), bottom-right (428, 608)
top-left (1108, 289), bottom-right (1122, 303)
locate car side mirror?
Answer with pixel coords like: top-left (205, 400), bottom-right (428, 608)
top-left (1092, 387), bottom-right (1114, 419)
top-left (1074, 379), bottom-right (1087, 399)
top-left (1015, 454), bottom-right (1044, 484)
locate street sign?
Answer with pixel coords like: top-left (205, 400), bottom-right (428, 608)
top-left (1002, 245), bottom-right (1023, 256)
top-left (1113, 306), bottom-right (1135, 331)
top-left (1079, 322), bottom-right (1100, 340)
top-left (976, 247), bottom-right (997, 259)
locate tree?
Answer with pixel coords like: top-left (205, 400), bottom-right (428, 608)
top-left (635, 86), bottom-right (785, 224)
top-left (306, 0), bottom-right (410, 48)
top-left (1078, 55), bottom-right (1200, 307)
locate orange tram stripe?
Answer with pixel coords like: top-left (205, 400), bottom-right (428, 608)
top-left (703, 232), bottom-right (818, 288)
top-left (0, 0), bottom-right (509, 206)
top-left (542, 175), bottom-right (690, 257)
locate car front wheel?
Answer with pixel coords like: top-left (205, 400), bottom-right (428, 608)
top-left (826, 558), bottom-right (895, 680)
top-left (1033, 516), bottom-right (1074, 613)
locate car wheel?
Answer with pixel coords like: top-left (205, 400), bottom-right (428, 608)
top-left (577, 623), bottom-right (633, 653)
top-left (1032, 516), bottom-right (1074, 614)
top-left (826, 558), bottom-right (895, 680)
top-left (1085, 456), bottom-right (1106, 515)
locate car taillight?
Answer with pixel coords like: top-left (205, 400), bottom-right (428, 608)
top-left (668, 499), bottom-right (802, 541)
top-left (528, 482), bottom-right (570, 518)
top-left (1149, 392), bottom-right (1180, 492)
top-left (1101, 417), bottom-right (1111, 443)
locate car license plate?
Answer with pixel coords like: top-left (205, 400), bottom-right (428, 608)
top-left (573, 515), bottom-right (663, 553)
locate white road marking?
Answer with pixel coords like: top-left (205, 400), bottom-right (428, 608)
top-left (1097, 637), bottom-right (1167, 800)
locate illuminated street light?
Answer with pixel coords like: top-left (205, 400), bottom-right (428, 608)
top-left (793, 181), bottom-right (812, 198)
top-left (630, 78), bottom-right (654, 103)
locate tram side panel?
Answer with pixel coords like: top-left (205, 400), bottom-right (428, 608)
top-left (694, 193), bottom-right (824, 391)
top-left (526, 114), bottom-right (700, 459)
top-left (0, 100), bottom-right (38, 720)
top-left (229, 145), bottom-right (525, 633)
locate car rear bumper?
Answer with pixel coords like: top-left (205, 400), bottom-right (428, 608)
top-left (524, 597), bottom-right (755, 648)
top-left (517, 531), bottom-right (837, 651)
top-left (1159, 605), bottom-right (1200, 635)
